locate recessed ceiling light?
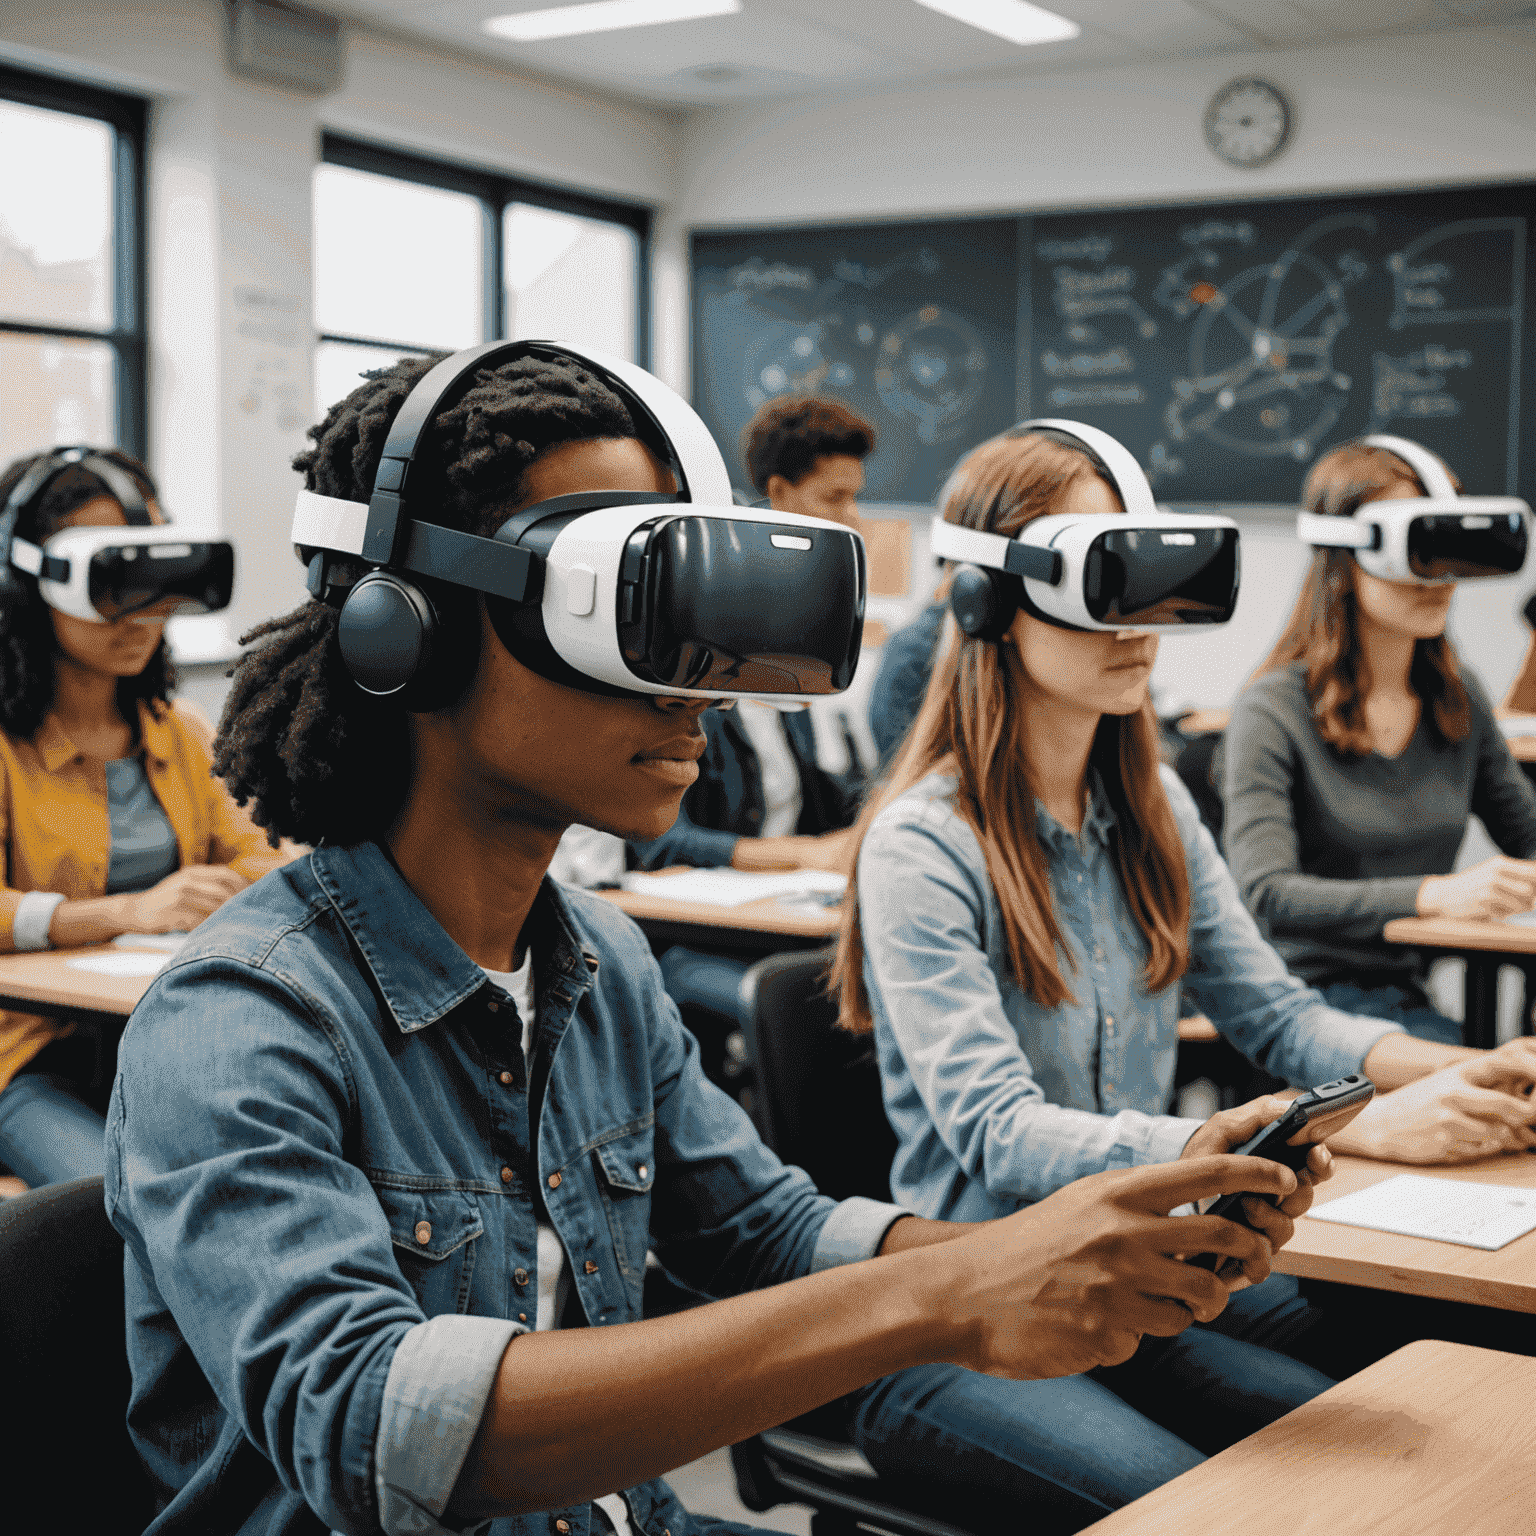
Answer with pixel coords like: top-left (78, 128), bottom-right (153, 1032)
top-left (485, 0), bottom-right (740, 43)
top-left (913, 0), bottom-right (1079, 46)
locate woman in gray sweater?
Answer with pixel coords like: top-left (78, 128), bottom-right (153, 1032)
top-left (1224, 438), bottom-right (1536, 1044)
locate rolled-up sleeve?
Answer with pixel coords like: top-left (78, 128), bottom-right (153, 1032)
top-left (1174, 770), bottom-right (1405, 1086)
top-left (106, 958), bottom-right (431, 1536)
top-left (859, 807), bottom-right (1201, 1206)
top-left (375, 1315), bottom-right (522, 1536)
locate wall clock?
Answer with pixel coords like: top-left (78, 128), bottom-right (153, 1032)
top-left (1204, 78), bottom-right (1291, 169)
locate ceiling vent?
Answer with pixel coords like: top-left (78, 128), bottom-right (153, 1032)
top-left (226, 0), bottom-right (342, 94)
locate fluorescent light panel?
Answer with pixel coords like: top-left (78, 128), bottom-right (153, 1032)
top-left (914, 0), bottom-right (1079, 46)
top-left (485, 0), bottom-right (739, 42)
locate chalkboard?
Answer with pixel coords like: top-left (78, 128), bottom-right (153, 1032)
top-left (1027, 185), bottom-right (1534, 503)
top-left (691, 184), bottom-right (1535, 507)
top-left (691, 219), bottom-right (1020, 503)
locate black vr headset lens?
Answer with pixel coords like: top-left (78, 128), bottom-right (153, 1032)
top-left (1406, 512), bottom-right (1527, 582)
top-left (87, 541), bottom-right (235, 621)
top-left (618, 515), bottom-right (865, 695)
top-left (1083, 526), bottom-right (1239, 627)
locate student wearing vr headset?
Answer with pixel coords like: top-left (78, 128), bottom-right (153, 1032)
top-left (1224, 436), bottom-right (1536, 1046)
top-left (0, 447), bottom-right (292, 1194)
top-left (830, 420), bottom-right (1536, 1527)
top-left (104, 344), bottom-right (1319, 1536)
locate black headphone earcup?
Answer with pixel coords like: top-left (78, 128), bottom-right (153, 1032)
top-left (337, 573), bottom-right (479, 712)
top-left (950, 564), bottom-right (1019, 642)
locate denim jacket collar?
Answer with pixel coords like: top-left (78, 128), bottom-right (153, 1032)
top-left (309, 841), bottom-right (595, 1035)
top-left (1032, 768), bottom-right (1118, 853)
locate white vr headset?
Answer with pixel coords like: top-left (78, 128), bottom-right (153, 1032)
top-left (292, 341), bottom-right (867, 705)
top-left (1297, 434), bottom-right (1530, 584)
top-left (930, 419), bottom-right (1241, 635)
top-left (0, 447), bottom-right (234, 623)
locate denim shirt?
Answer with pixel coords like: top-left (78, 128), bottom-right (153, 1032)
top-left (104, 842), bottom-right (902, 1536)
top-left (857, 766), bottom-right (1404, 1224)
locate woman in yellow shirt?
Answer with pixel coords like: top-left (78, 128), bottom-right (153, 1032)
top-left (0, 447), bottom-right (294, 1189)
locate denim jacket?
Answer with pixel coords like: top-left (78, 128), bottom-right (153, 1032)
top-left (857, 766), bottom-right (1403, 1224)
top-left (105, 842), bottom-right (901, 1536)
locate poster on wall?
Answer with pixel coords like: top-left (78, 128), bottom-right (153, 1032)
top-left (691, 219), bottom-right (1020, 505)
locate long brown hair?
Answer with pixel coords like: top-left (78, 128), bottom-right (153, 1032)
top-left (1253, 440), bottom-right (1470, 754)
top-left (833, 432), bottom-right (1190, 1035)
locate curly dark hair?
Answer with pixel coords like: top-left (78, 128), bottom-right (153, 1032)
top-left (0, 447), bottom-right (175, 740)
top-left (213, 351), bottom-right (642, 848)
top-left (741, 396), bottom-right (876, 494)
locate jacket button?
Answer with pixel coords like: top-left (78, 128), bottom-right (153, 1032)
top-left (584, 1259), bottom-right (598, 1274)
top-left (499, 1071), bottom-right (514, 1086)
top-left (487, 1000), bottom-right (500, 1014)
top-left (514, 1267), bottom-right (529, 1285)
top-left (548, 1172), bottom-right (561, 1189)
top-left (501, 1166), bottom-right (514, 1184)
top-left (519, 1312), bottom-right (527, 1323)
top-left (556, 1522), bottom-right (570, 1532)
top-left (637, 1165), bottom-right (648, 1180)
top-left (414, 1221), bottom-right (431, 1245)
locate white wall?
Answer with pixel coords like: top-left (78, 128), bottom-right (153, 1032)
top-left (0, 0), bottom-right (677, 642)
top-left (674, 21), bottom-right (1536, 707)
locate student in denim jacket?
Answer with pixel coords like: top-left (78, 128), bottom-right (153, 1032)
top-left (831, 426), bottom-right (1536, 1528)
top-left (104, 352), bottom-right (1323, 1536)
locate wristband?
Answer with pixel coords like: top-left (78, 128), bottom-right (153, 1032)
top-left (12, 891), bottom-right (66, 951)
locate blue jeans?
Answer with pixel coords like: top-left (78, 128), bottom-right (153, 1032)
top-left (1319, 978), bottom-right (1463, 1047)
top-left (849, 1273), bottom-right (1331, 1527)
top-left (659, 945), bottom-right (750, 1026)
top-left (0, 1072), bottom-right (107, 1187)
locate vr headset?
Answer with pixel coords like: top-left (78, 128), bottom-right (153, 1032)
top-left (930, 419), bottom-right (1240, 639)
top-left (1297, 434), bottom-right (1530, 583)
top-left (291, 340), bottom-right (866, 708)
top-left (0, 447), bottom-right (234, 623)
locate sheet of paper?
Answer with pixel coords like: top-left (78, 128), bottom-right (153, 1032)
top-left (111, 932), bottom-right (187, 953)
top-left (66, 951), bottom-right (169, 978)
top-left (1306, 1172), bottom-right (1536, 1251)
top-left (1505, 911), bottom-right (1536, 928)
top-left (621, 867), bottom-right (846, 908)
top-left (1498, 715), bottom-right (1536, 741)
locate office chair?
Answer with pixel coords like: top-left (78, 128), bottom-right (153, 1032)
top-left (0, 1175), bottom-right (155, 1533)
top-left (733, 950), bottom-right (1085, 1536)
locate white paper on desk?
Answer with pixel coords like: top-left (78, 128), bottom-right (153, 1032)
top-left (1504, 910), bottom-right (1536, 928)
top-left (620, 868), bottom-right (846, 908)
top-left (111, 932), bottom-right (187, 953)
top-left (1499, 715), bottom-right (1536, 740)
top-left (1306, 1173), bottom-right (1536, 1251)
top-left (66, 951), bottom-right (168, 978)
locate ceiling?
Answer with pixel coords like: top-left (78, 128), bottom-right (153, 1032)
top-left (330, 0), bottom-right (1536, 108)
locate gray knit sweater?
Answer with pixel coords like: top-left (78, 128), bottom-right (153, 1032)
top-left (1222, 661), bottom-right (1536, 986)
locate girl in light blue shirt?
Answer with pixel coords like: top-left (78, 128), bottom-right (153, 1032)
top-left (831, 424), bottom-right (1536, 1526)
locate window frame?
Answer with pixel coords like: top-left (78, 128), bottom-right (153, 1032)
top-left (317, 133), bottom-right (652, 372)
top-left (0, 63), bottom-right (148, 457)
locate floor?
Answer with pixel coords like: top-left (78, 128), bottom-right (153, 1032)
top-left (662, 1447), bottom-right (812, 1536)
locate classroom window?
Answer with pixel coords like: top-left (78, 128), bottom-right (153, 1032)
top-left (0, 67), bottom-right (147, 466)
top-left (314, 135), bottom-right (650, 418)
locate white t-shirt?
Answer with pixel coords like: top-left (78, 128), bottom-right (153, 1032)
top-left (484, 951), bottom-right (635, 1536)
top-left (734, 701), bottom-right (803, 837)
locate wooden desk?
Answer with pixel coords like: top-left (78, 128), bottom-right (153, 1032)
top-left (1383, 916), bottom-right (1536, 1048)
top-left (597, 888), bottom-right (839, 956)
top-left (1081, 1339), bottom-right (1536, 1535)
top-left (0, 945), bottom-right (155, 1027)
top-left (1272, 1149), bottom-right (1536, 1313)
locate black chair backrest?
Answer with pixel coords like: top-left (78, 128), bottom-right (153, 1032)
top-left (741, 949), bottom-right (898, 1204)
top-left (0, 1176), bottom-right (154, 1532)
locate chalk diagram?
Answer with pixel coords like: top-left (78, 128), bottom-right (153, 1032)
top-left (729, 247), bottom-right (991, 445)
top-left (1387, 218), bottom-right (1524, 329)
top-left (1151, 213), bottom-right (1372, 478)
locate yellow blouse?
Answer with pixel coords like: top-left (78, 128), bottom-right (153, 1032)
top-left (0, 699), bottom-right (298, 1091)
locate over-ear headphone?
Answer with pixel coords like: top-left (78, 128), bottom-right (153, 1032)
top-left (313, 339), bottom-right (700, 712)
top-left (0, 446), bottom-right (152, 604)
top-left (945, 419), bottom-right (1152, 641)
